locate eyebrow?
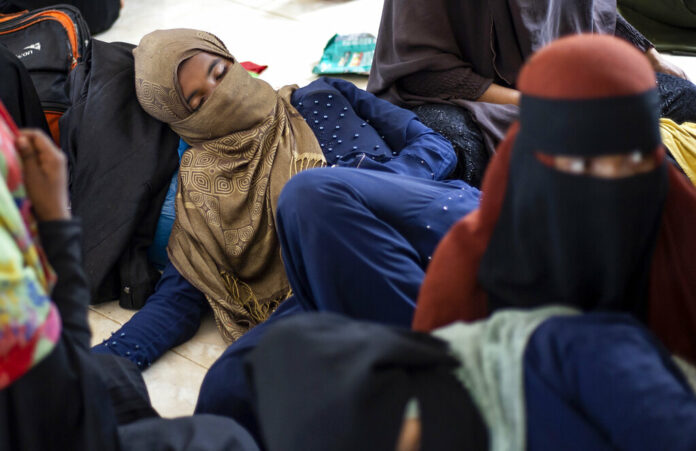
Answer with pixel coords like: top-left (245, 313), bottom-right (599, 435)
top-left (185, 58), bottom-right (223, 106)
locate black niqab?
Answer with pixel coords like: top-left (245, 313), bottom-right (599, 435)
top-left (479, 91), bottom-right (668, 318)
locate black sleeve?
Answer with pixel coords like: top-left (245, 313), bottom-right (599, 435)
top-left (615, 14), bottom-right (653, 53)
top-left (0, 44), bottom-right (50, 133)
top-left (38, 219), bottom-right (91, 350)
top-left (117, 178), bottom-right (169, 310)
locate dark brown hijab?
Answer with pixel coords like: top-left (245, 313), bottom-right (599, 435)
top-left (367, 0), bottom-right (618, 153)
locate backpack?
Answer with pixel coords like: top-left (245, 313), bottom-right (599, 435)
top-left (0, 4), bottom-right (90, 143)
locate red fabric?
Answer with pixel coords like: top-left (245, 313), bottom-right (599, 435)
top-left (0, 331), bottom-right (38, 389)
top-left (517, 35), bottom-right (655, 99)
top-left (649, 167), bottom-right (696, 362)
top-left (240, 61), bottom-right (268, 75)
top-left (413, 35), bottom-right (696, 365)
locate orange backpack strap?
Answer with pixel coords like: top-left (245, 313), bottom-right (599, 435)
top-left (0, 10), bottom-right (29, 23)
top-left (44, 110), bottom-right (62, 144)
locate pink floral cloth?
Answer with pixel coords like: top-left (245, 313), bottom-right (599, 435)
top-left (0, 106), bottom-right (60, 389)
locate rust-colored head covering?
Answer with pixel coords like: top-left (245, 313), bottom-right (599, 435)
top-left (134, 29), bottom-right (325, 341)
top-left (414, 35), bottom-right (696, 364)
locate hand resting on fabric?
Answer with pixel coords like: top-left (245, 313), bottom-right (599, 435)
top-left (646, 47), bottom-right (690, 81)
top-left (15, 129), bottom-right (71, 221)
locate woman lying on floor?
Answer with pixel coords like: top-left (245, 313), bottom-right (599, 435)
top-left (203, 35), bottom-right (696, 451)
top-left (93, 29), bottom-right (480, 368)
top-left (368, 0), bottom-right (696, 187)
top-left (0, 126), bottom-right (258, 450)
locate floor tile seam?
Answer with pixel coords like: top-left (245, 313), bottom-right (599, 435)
top-left (89, 307), bottom-right (214, 369)
top-left (226, 0), bottom-right (300, 22)
top-left (169, 348), bottom-right (212, 371)
top-left (88, 307), bottom-right (125, 326)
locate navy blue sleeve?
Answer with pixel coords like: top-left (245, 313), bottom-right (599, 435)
top-left (92, 262), bottom-right (208, 370)
top-left (321, 78), bottom-right (457, 180)
top-left (318, 78), bottom-right (418, 149)
top-left (525, 314), bottom-right (696, 451)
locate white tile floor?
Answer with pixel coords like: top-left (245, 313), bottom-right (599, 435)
top-left (87, 0), bottom-right (696, 419)
top-left (97, 0), bottom-right (384, 89)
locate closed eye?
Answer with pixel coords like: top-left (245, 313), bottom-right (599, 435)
top-left (187, 60), bottom-right (230, 112)
top-left (192, 97), bottom-right (206, 112)
top-left (216, 66), bottom-right (228, 81)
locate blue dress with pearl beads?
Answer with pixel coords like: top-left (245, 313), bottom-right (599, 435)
top-left (93, 78), bottom-right (480, 400)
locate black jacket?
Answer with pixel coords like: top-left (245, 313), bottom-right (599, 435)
top-left (60, 40), bottom-right (180, 308)
top-left (0, 220), bottom-right (122, 451)
top-left (0, 221), bottom-right (260, 451)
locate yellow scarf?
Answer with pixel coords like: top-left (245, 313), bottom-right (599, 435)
top-left (660, 118), bottom-right (696, 186)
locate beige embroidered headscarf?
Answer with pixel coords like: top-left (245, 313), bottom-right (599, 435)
top-left (133, 29), bottom-right (325, 341)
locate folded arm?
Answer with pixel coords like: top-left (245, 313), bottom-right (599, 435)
top-left (320, 77), bottom-right (457, 178)
top-left (16, 129), bottom-right (91, 349)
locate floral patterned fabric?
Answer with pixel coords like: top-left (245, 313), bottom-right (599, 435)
top-left (0, 118), bottom-right (60, 389)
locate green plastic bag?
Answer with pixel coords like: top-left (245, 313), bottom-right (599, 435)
top-left (313, 33), bottom-right (376, 75)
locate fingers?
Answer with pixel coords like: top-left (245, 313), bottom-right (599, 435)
top-left (18, 129), bottom-right (61, 156)
top-left (672, 69), bottom-right (688, 82)
top-left (16, 129), bottom-right (66, 166)
top-left (15, 131), bottom-right (37, 160)
top-left (667, 63), bottom-right (689, 81)
top-left (14, 129), bottom-right (71, 221)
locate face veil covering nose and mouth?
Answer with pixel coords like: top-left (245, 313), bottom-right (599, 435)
top-left (478, 35), bottom-right (667, 318)
top-left (415, 35), bottom-right (696, 364)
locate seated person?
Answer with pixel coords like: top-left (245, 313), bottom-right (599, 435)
top-left (0, 126), bottom-right (258, 450)
top-left (211, 34), bottom-right (696, 450)
top-left (415, 35), bottom-right (696, 367)
top-left (246, 309), bottom-right (696, 451)
top-left (93, 29), bottom-right (480, 368)
top-left (368, 0), bottom-right (696, 187)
